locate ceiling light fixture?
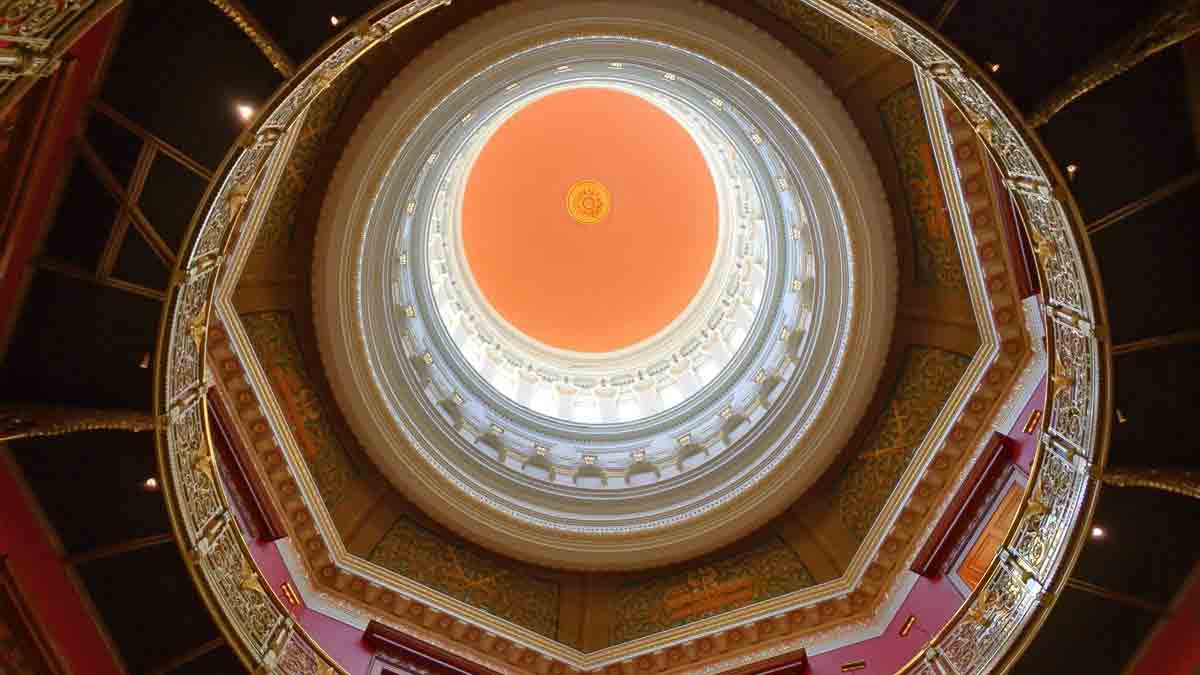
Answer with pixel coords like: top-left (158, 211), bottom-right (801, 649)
top-left (988, 63), bottom-right (1000, 73)
top-left (1091, 526), bottom-right (1105, 539)
top-left (236, 103), bottom-right (255, 121)
top-left (142, 477), bottom-right (160, 492)
top-left (330, 15), bottom-right (344, 27)
top-left (1066, 163), bottom-right (1079, 181)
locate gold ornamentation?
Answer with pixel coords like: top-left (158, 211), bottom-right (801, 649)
top-left (206, 0), bottom-right (296, 77)
top-left (1100, 467), bottom-right (1200, 500)
top-left (1029, 0), bottom-right (1200, 126)
top-left (1050, 357), bottom-right (1075, 394)
top-left (240, 556), bottom-right (267, 596)
top-left (0, 0), bottom-right (120, 117)
top-left (0, 404), bottom-right (155, 441)
top-left (566, 179), bottom-right (611, 224)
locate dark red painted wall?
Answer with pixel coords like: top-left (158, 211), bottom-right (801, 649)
top-left (0, 12), bottom-right (126, 675)
top-left (1129, 567), bottom-right (1200, 675)
top-left (0, 453), bottom-right (125, 674)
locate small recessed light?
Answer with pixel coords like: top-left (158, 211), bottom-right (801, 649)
top-left (143, 477), bottom-right (160, 492)
top-left (330, 15), bottom-right (343, 27)
top-left (236, 103), bottom-right (255, 121)
top-left (1091, 526), bottom-right (1105, 539)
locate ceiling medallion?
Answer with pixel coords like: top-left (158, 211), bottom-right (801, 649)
top-left (566, 179), bottom-right (611, 224)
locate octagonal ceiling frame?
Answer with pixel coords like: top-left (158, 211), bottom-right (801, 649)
top-left (153, 0), bottom-right (1111, 674)
top-left (208, 18), bottom-right (1035, 675)
top-left (206, 49), bottom-right (1043, 665)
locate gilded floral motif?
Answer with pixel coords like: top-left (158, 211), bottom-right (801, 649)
top-left (611, 535), bottom-right (815, 645)
top-left (200, 521), bottom-right (286, 658)
top-left (252, 66), bottom-right (362, 257)
top-left (880, 84), bottom-right (967, 291)
top-left (754, 0), bottom-right (868, 55)
top-left (367, 516), bottom-right (560, 640)
top-left (241, 311), bottom-right (357, 509)
top-left (833, 346), bottom-right (972, 540)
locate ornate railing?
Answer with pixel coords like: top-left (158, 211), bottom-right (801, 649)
top-left (153, 0), bottom-right (1111, 673)
top-left (153, 2), bottom-right (452, 673)
top-left (786, 2), bottom-right (1111, 674)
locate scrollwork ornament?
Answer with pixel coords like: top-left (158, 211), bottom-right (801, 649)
top-left (168, 398), bottom-right (222, 537)
top-left (1017, 194), bottom-right (1088, 318)
top-left (275, 632), bottom-right (335, 675)
top-left (167, 266), bottom-right (216, 402)
top-left (200, 525), bottom-right (286, 658)
top-left (1, 0), bottom-right (87, 37)
top-left (941, 562), bottom-right (1035, 674)
top-left (1047, 315), bottom-right (1095, 453)
top-left (1011, 452), bottom-right (1079, 577)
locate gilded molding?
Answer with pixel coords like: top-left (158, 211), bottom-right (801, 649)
top-left (206, 0), bottom-right (297, 78)
top-left (1029, 0), bottom-right (1200, 127)
top-left (0, 404), bottom-right (154, 441)
top-left (1099, 467), bottom-right (1200, 500)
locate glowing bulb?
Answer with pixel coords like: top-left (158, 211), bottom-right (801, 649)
top-left (330, 15), bottom-right (343, 27)
top-left (988, 63), bottom-right (1000, 73)
top-left (1091, 526), bottom-right (1105, 539)
top-left (236, 103), bottom-right (255, 121)
top-left (143, 477), bottom-right (160, 492)
top-left (1066, 164), bottom-right (1079, 181)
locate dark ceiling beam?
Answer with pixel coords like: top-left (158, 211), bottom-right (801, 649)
top-left (96, 140), bottom-right (154, 279)
top-left (66, 533), bottom-right (173, 566)
top-left (1183, 37), bottom-right (1200, 152)
top-left (1086, 171), bottom-right (1200, 235)
top-left (144, 636), bottom-right (226, 675)
top-left (1028, 0), bottom-right (1200, 127)
top-left (76, 136), bottom-right (177, 269)
top-left (91, 101), bottom-right (212, 180)
top-left (932, 0), bottom-right (961, 29)
top-left (1098, 467), bottom-right (1200, 500)
top-left (37, 257), bottom-right (166, 301)
top-left (1112, 329), bottom-right (1200, 356)
top-left (1064, 577), bottom-right (1168, 614)
top-left (0, 403), bottom-right (155, 442)
top-left (206, 0), bottom-right (296, 78)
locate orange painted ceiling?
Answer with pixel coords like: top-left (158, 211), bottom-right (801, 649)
top-left (462, 87), bottom-right (719, 353)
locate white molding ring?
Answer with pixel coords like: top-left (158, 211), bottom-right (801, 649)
top-left (432, 77), bottom-right (767, 426)
top-left (313, 0), bottom-right (896, 570)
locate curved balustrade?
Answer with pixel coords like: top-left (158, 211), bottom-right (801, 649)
top-left (152, 0), bottom-right (1111, 673)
